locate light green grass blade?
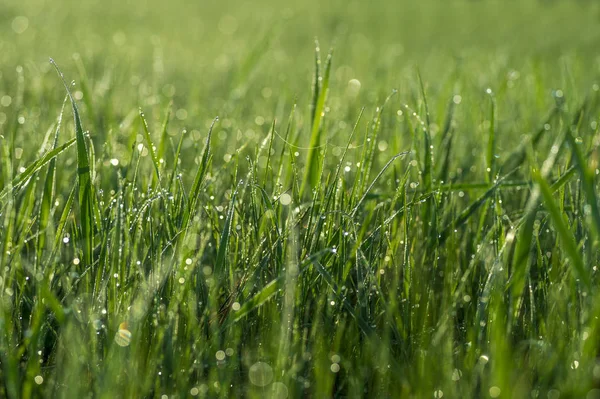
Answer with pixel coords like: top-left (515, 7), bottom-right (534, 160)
top-left (486, 90), bottom-right (496, 183)
top-left (300, 46), bottom-right (333, 197)
top-left (168, 129), bottom-right (186, 193)
top-left (182, 117), bottom-right (218, 230)
top-left (0, 137), bottom-right (76, 202)
top-left (35, 96), bottom-right (67, 269)
top-left (308, 40), bottom-right (321, 129)
top-left (46, 184), bottom-right (76, 268)
top-left (139, 108), bottom-right (161, 182)
top-left (156, 101), bottom-right (172, 167)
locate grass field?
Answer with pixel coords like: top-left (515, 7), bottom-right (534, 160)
top-left (2, 0), bottom-right (600, 397)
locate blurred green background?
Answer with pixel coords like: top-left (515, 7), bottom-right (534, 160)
top-left (2, 0), bottom-right (599, 95)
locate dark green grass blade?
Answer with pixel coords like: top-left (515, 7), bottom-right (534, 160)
top-left (534, 170), bottom-right (591, 290)
top-left (311, 261), bottom-right (374, 335)
top-left (507, 127), bottom-right (564, 309)
top-left (351, 151), bottom-right (409, 217)
top-left (499, 107), bottom-right (559, 174)
top-left (417, 69), bottom-right (433, 190)
top-left (214, 181), bottom-right (239, 279)
top-left (436, 97), bottom-right (455, 184)
top-left (564, 128), bottom-right (600, 242)
top-left (168, 129), bottom-right (186, 193)
top-left (229, 249), bottom-right (332, 324)
top-left (439, 168), bottom-right (518, 245)
top-left (356, 91), bottom-right (397, 200)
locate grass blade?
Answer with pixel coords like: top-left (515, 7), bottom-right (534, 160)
top-left (139, 108), bottom-right (161, 182)
top-left (0, 137), bottom-right (76, 202)
top-left (182, 117), bottom-right (218, 231)
top-left (35, 96), bottom-right (67, 269)
top-left (534, 170), bottom-right (591, 290)
top-left (50, 58), bottom-right (96, 268)
top-left (300, 46), bottom-right (333, 197)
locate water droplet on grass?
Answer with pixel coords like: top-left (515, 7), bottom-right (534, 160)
top-left (280, 193), bottom-right (292, 205)
top-left (114, 328), bottom-right (132, 347)
top-left (249, 362), bottom-right (273, 387)
top-left (489, 386), bottom-right (501, 398)
top-left (271, 382), bottom-right (289, 398)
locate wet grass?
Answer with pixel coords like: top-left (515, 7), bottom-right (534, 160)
top-left (2, 0), bottom-right (600, 397)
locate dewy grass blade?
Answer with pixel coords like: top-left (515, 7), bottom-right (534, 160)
top-left (486, 89), bottom-right (496, 183)
top-left (182, 117), bottom-right (218, 231)
top-left (351, 151), bottom-right (409, 217)
top-left (139, 108), bottom-right (161, 182)
top-left (311, 260), bottom-right (374, 335)
top-left (417, 69), bottom-right (433, 190)
top-left (357, 91), bottom-right (397, 199)
top-left (309, 40), bottom-right (321, 130)
top-left (301, 46), bottom-right (333, 198)
top-left (0, 137), bottom-right (76, 202)
top-left (47, 184), bottom-right (76, 267)
top-left (439, 168), bottom-right (518, 245)
top-left (36, 96), bottom-right (67, 269)
top-left (229, 248), bottom-right (333, 324)
top-left (50, 58), bottom-right (96, 267)
top-left (565, 128), bottom-right (600, 242)
top-left (508, 128), bottom-right (564, 309)
top-left (156, 101), bottom-right (172, 168)
top-left (214, 180), bottom-right (240, 279)
top-left (534, 170), bottom-right (591, 290)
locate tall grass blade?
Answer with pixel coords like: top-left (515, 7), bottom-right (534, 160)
top-left (139, 108), bottom-right (161, 182)
top-left (35, 96), bottom-right (67, 269)
top-left (50, 58), bottom-right (96, 268)
top-left (534, 171), bottom-right (591, 289)
top-left (182, 117), bottom-right (218, 231)
top-left (301, 46), bottom-right (333, 197)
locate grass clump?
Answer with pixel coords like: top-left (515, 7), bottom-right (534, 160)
top-left (2, 1), bottom-right (600, 397)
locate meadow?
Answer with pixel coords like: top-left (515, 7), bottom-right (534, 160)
top-left (1, 0), bottom-right (600, 397)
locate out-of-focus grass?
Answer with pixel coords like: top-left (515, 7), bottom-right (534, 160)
top-left (1, 0), bottom-right (600, 397)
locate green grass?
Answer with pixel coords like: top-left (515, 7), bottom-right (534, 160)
top-left (2, 0), bottom-right (600, 397)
